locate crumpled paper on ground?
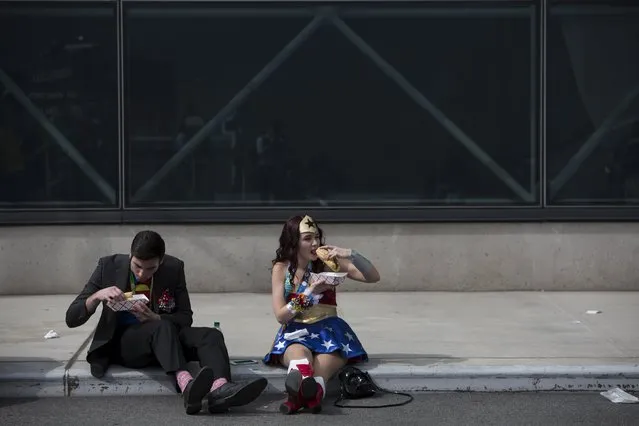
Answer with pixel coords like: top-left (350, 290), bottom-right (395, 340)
top-left (600, 388), bottom-right (638, 403)
top-left (44, 330), bottom-right (59, 339)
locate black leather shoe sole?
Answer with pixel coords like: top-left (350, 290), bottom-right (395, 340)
top-left (90, 364), bottom-right (105, 379)
top-left (208, 377), bottom-right (268, 414)
top-left (184, 367), bottom-right (215, 415)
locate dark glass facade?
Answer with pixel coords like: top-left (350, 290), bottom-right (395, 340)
top-left (1, 1), bottom-right (638, 223)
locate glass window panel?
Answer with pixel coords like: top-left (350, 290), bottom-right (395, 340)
top-left (0, 2), bottom-right (119, 208)
top-left (547, 2), bottom-right (639, 205)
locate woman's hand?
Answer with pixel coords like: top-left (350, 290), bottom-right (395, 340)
top-left (308, 276), bottom-right (333, 294)
top-left (320, 245), bottom-right (352, 260)
top-left (320, 246), bottom-right (381, 284)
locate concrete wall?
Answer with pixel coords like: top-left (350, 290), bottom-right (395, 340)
top-left (0, 222), bottom-right (637, 295)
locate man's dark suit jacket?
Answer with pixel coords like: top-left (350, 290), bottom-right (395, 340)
top-left (65, 254), bottom-right (194, 373)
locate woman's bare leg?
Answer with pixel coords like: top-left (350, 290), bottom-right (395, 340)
top-left (304, 352), bottom-right (347, 413)
top-left (313, 352), bottom-right (347, 388)
top-left (281, 343), bottom-right (313, 368)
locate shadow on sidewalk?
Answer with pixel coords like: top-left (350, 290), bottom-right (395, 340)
top-left (0, 397), bottom-right (39, 409)
top-left (0, 356), bottom-right (63, 408)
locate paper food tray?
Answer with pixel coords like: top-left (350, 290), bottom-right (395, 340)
top-left (106, 294), bottom-right (149, 312)
top-left (310, 272), bottom-right (348, 286)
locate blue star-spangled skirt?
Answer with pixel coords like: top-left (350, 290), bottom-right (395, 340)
top-left (263, 316), bottom-right (368, 366)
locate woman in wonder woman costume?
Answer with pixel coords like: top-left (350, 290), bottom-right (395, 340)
top-left (263, 215), bottom-right (380, 414)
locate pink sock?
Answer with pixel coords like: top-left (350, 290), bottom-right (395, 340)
top-left (211, 377), bottom-right (228, 391)
top-left (176, 370), bottom-right (192, 392)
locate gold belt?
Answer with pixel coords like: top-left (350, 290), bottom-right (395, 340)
top-left (293, 303), bottom-right (338, 324)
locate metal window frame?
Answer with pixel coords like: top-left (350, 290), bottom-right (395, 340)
top-left (2, 0), bottom-right (639, 225)
top-left (2, 206), bottom-right (639, 225)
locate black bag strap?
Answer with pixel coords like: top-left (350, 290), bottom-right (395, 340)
top-left (333, 370), bottom-right (414, 409)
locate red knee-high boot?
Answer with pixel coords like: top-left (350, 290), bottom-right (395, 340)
top-left (305, 376), bottom-right (326, 414)
top-left (280, 359), bottom-right (317, 414)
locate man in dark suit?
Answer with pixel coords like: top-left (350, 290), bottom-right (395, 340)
top-left (65, 230), bottom-right (267, 415)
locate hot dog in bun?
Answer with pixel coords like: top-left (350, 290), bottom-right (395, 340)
top-left (316, 247), bottom-right (340, 272)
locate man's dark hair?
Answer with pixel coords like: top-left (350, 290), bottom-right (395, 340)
top-left (130, 230), bottom-right (165, 260)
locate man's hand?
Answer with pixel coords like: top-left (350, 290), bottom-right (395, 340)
top-left (94, 286), bottom-right (125, 302)
top-left (86, 285), bottom-right (124, 314)
top-left (131, 303), bottom-right (161, 322)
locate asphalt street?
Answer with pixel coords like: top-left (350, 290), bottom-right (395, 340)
top-left (1, 392), bottom-right (637, 426)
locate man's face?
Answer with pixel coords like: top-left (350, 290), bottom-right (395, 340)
top-left (130, 256), bottom-right (161, 282)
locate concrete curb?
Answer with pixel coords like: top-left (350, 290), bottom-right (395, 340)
top-left (234, 363), bottom-right (639, 393)
top-left (2, 361), bottom-right (638, 398)
top-left (360, 364), bottom-right (639, 393)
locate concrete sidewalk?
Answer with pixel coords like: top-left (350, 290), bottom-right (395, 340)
top-left (1, 292), bottom-right (638, 398)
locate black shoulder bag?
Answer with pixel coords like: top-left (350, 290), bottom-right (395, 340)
top-left (333, 366), bottom-right (414, 408)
